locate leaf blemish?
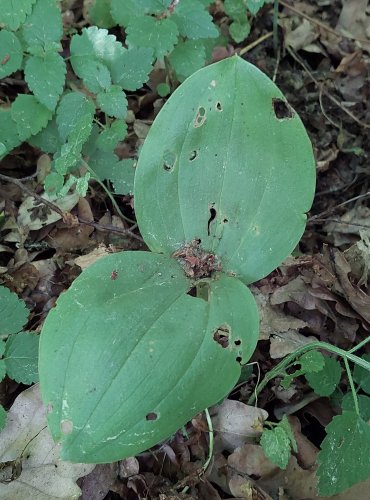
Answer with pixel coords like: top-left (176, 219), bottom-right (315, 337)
top-left (189, 150), bottom-right (198, 161)
top-left (213, 325), bottom-right (230, 348)
top-left (215, 101), bottom-right (222, 112)
top-left (163, 150), bottom-right (176, 171)
top-left (60, 419), bottom-right (73, 435)
top-left (272, 98), bottom-right (294, 120)
top-left (194, 106), bottom-right (206, 128)
top-left (146, 412), bottom-right (158, 421)
top-left (208, 205), bottom-right (217, 235)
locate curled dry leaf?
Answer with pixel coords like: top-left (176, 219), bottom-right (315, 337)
top-left (0, 384), bottom-right (94, 500)
top-left (211, 399), bottom-right (268, 452)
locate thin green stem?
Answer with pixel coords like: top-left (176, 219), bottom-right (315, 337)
top-left (248, 340), bottom-right (370, 405)
top-left (203, 408), bottom-right (214, 471)
top-left (82, 160), bottom-right (136, 224)
top-left (348, 336), bottom-right (370, 354)
top-left (273, 0), bottom-right (279, 54)
top-left (343, 357), bottom-right (360, 416)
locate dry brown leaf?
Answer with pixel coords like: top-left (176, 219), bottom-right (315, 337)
top-left (269, 331), bottom-right (317, 359)
top-left (211, 399), bottom-right (268, 452)
top-left (228, 444), bottom-right (278, 478)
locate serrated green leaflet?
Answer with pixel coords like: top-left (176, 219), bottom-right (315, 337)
top-left (21, 0), bottom-right (62, 48)
top-left (0, 286), bottom-right (29, 335)
top-left (87, 0), bottom-right (115, 28)
top-left (54, 114), bottom-right (93, 174)
top-left (29, 117), bottom-right (62, 154)
top-left (111, 0), bottom-right (171, 26)
top-left (24, 52), bottom-right (66, 111)
top-left (56, 92), bottom-right (95, 142)
top-left (135, 56), bottom-right (315, 284)
top-left (353, 353), bottom-right (370, 394)
top-left (317, 411), bottom-right (370, 495)
top-left (246, 0), bottom-right (271, 15)
top-left (97, 86), bottom-right (128, 118)
top-left (4, 332), bottom-right (39, 385)
top-left (39, 252), bottom-right (258, 462)
top-left (0, 0), bottom-right (36, 31)
top-left (110, 48), bottom-right (154, 91)
top-left (305, 356), bottom-right (342, 397)
top-left (44, 172), bottom-right (64, 195)
top-left (70, 27), bottom-right (124, 90)
top-left (172, 0), bottom-right (218, 39)
top-left (111, 159), bottom-right (136, 195)
top-left (126, 17), bottom-right (179, 60)
top-left (96, 120), bottom-right (127, 151)
top-left (11, 94), bottom-right (52, 141)
top-left (0, 30), bottom-right (23, 78)
top-left (260, 426), bottom-right (291, 469)
top-left (229, 20), bottom-right (250, 43)
top-left (0, 109), bottom-right (21, 155)
top-left (169, 40), bottom-right (206, 82)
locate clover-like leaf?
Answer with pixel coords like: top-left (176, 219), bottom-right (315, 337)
top-left (0, 0), bottom-right (36, 31)
top-left (111, 0), bottom-right (171, 27)
top-left (126, 16), bottom-right (179, 60)
top-left (29, 117), bottom-right (62, 154)
top-left (11, 94), bottom-right (52, 141)
top-left (135, 56), bottom-right (315, 285)
top-left (24, 52), bottom-right (66, 111)
top-left (246, 0), bottom-right (271, 15)
top-left (0, 30), bottom-right (23, 78)
top-left (87, 0), bottom-right (115, 28)
top-left (305, 356), bottom-right (342, 397)
top-left (260, 426), bottom-right (291, 469)
top-left (39, 252), bottom-right (258, 462)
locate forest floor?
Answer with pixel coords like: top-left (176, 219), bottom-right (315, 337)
top-left (1, 1), bottom-right (370, 499)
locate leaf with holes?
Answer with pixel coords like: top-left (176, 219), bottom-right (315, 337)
top-left (0, 30), bottom-right (23, 78)
top-left (39, 252), bottom-right (258, 462)
top-left (135, 56), bottom-right (315, 284)
top-left (24, 52), bottom-right (66, 111)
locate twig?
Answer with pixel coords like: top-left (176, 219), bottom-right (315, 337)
top-left (238, 32), bottom-right (273, 56)
top-left (286, 46), bottom-right (370, 129)
top-left (309, 191), bottom-right (370, 221)
top-left (280, 0), bottom-right (370, 45)
top-left (309, 218), bottom-right (370, 230)
top-left (0, 173), bottom-right (143, 242)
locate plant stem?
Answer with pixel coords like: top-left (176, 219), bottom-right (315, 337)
top-left (273, 0), bottom-right (279, 54)
top-left (348, 336), bottom-right (370, 354)
top-left (82, 160), bottom-right (136, 224)
top-left (343, 357), bottom-right (360, 416)
top-left (203, 408), bottom-right (214, 471)
top-left (248, 341), bottom-right (370, 405)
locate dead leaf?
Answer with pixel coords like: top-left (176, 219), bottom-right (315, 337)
top-left (228, 444), bottom-right (278, 478)
top-left (211, 399), bottom-right (268, 452)
top-left (269, 331), bottom-right (317, 359)
top-left (0, 385), bottom-right (94, 499)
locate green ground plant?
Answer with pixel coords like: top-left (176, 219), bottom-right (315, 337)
top-left (38, 54), bottom-right (316, 465)
top-left (2, 1), bottom-right (370, 497)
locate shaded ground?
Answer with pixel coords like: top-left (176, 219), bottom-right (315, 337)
top-left (1, 1), bottom-right (370, 499)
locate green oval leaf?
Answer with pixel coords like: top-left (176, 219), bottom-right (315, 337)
top-left (135, 56), bottom-right (315, 284)
top-left (39, 251), bottom-right (258, 462)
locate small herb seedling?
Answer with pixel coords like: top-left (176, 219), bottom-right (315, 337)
top-left (38, 56), bottom-right (316, 464)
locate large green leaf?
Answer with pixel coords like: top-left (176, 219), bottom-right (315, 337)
top-left (135, 56), bottom-right (315, 284)
top-left (39, 251), bottom-right (258, 462)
